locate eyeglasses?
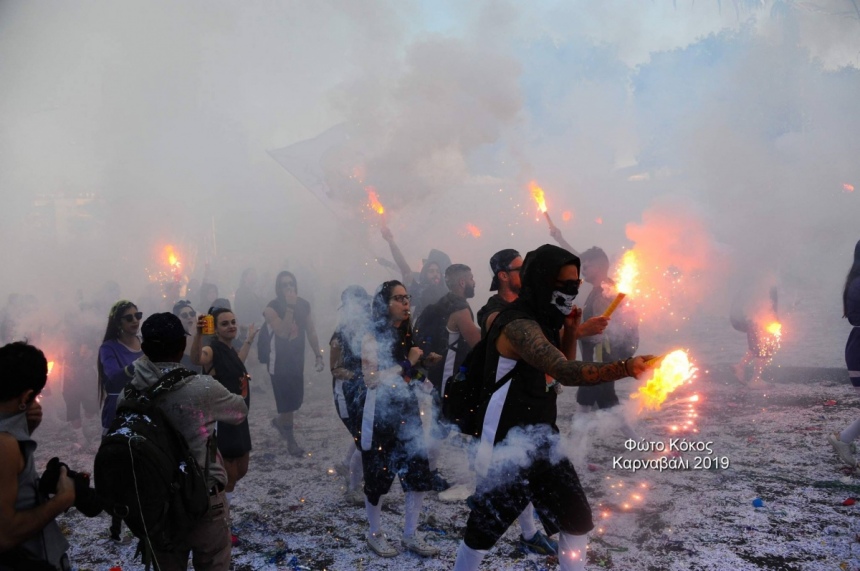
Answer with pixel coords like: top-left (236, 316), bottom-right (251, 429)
top-left (179, 311), bottom-right (196, 319)
top-left (390, 294), bottom-right (412, 304)
top-left (121, 312), bottom-right (143, 323)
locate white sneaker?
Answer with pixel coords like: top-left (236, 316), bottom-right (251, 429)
top-left (401, 532), bottom-right (439, 557)
top-left (828, 432), bottom-right (858, 467)
top-left (367, 531), bottom-right (398, 557)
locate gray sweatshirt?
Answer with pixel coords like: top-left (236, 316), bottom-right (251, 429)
top-left (119, 357), bottom-right (248, 488)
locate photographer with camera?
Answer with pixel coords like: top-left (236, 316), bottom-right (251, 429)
top-left (0, 342), bottom-right (74, 571)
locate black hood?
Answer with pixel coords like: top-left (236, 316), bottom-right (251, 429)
top-left (516, 244), bottom-right (580, 332)
top-left (419, 249), bottom-right (452, 285)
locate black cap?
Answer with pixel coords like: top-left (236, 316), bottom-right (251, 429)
top-left (141, 312), bottom-right (189, 342)
top-left (489, 249), bottom-right (521, 291)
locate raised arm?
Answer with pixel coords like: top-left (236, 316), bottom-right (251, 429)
top-left (499, 318), bottom-right (649, 385)
top-left (549, 225), bottom-right (578, 256)
top-left (238, 323), bottom-right (257, 363)
top-left (381, 227), bottom-right (415, 286)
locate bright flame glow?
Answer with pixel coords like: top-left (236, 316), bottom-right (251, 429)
top-left (633, 349), bottom-right (697, 411)
top-left (844, 183), bottom-right (855, 193)
top-left (529, 181), bottom-right (548, 213)
top-left (765, 321), bottom-right (782, 336)
top-left (164, 245), bottom-right (180, 268)
top-left (595, 217), bottom-right (603, 224)
top-left (366, 187), bottom-right (385, 215)
top-left (613, 250), bottom-right (640, 294)
top-left (562, 210), bottom-right (572, 222)
top-left (465, 224), bottom-right (481, 238)
top-left (47, 361), bottom-right (55, 376)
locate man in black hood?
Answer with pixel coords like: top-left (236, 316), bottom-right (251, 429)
top-left (453, 244), bottom-right (652, 571)
top-left (380, 227), bottom-right (451, 319)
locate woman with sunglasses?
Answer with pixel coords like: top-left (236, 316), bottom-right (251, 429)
top-left (358, 280), bottom-right (440, 559)
top-left (172, 300), bottom-right (201, 373)
top-left (191, 307), bottom-right (256, 498)
top-left (97, 299), bottom-right (143, 543)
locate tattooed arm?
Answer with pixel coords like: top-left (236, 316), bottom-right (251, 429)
top-left (498, 318), bottom-right (650, 385)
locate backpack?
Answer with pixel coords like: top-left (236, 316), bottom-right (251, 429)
top-left (415, 295), bottom-right (471, 389)
top-left (94, 367), bottom-right (211, 563)
top-left (441, 337), bottom-right (518, 437)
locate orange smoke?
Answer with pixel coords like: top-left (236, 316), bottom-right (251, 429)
top-left (528, 181), bottom-right (548, 213)
top-left (595, 217), bottom-right (603, 225)
top-left (633, 349), bottom-right (697, 411)
top-left (465, 224), bottom-right (481, 238)
top-left (562, 211), bottom-right (572, 222)
top-left (843, 183), bottom-right (855, 193)
top-left (366, 187), bottom-right (385, 215)
top-left (623, 202), bottom-right (729, 324)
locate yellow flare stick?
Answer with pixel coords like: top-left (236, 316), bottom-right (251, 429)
top-left (602, 292), bottom-right (626, 318)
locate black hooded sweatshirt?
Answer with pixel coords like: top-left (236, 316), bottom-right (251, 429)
top-left (481, 244), bottom-right (580, 443)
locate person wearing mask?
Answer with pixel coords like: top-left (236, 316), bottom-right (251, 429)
top-left (359, 281), bottom-right (441, 558)
top-left (829, 239), bottom-right (860, 466)
top-left (0, 342), bottom-right (75, 571)
top-left (454, 245), bottom-right (652, 571)
top-left (260, 271), bottom-right (324, 456)
top-left (97, 300), bottom-right (143, 542)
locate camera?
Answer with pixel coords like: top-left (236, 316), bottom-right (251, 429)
top-left (39, 457), bottom-right (103, 517)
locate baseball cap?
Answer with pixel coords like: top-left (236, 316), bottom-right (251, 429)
top-left (489, 249), bottom-right (521, 291)
top-left (141, 312), bottom-right (190, 342)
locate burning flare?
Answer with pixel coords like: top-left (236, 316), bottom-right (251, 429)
top-left (164, 244), bottom-right (180, 269)
top-left (602, 250), bottom-right (640, 317)
top-left (366, 187), bottom-right (385, 215)
top-left (843, 183), bottom-right (855, 193)
top-left (633, 349), bottom-right (697, 411)
top-left (765, 321), bottom-right (782, 336)
top-left (47, 361), bottom-right (55, 376)
top-left (465, 224), bottom-right (481, 238)
top-left (529, 181), bottom-right (548, 213)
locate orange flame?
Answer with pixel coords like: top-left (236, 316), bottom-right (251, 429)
top-left (843, 183), bottom-right (855, 193)
top-left (47, 361), bottom-right (55, 376)
top-left (466, 224), bottom-right (481, 238)
top-left (562, 211), bottom-right (572, 222)
top-left (633, 349), bottom-right (697, 411)
top-left (529, 181), bottom-right (548, 213)
top-left (366, 187), bottom-right (385, 215)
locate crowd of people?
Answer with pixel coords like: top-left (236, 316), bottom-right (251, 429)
top-left (2, 234), bottom-right (858, 571)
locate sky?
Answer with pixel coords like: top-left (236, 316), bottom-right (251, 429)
top-left (0, 0), bottom-right (858, 350)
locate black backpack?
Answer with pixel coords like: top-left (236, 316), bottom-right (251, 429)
top-left (94, 368), bottom-right (211, 563)
top-left (441, 337), bottom-right (518, 437)
top-left (415, 295), bottom-right (471, 389)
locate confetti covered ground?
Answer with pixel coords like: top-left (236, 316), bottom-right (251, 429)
top-left (34, 356), bottom-right (859, 571)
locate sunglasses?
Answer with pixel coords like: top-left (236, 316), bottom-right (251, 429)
top-left (179, 311), bottom-right (196, 319)
top-left (391, 294), bottom-right (412, 304)
top-left (121, 312), bottom-right (143, 323)
top-left (555, 279), bottom-right (582, 295)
